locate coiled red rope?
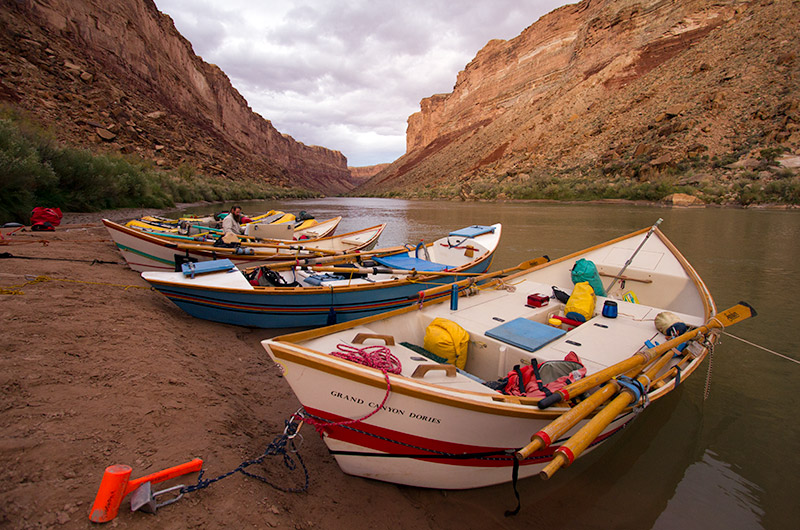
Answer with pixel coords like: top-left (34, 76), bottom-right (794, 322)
top-left (302, 344), bottom-right (402, 434)
top-left (330, 343), bottom-right (402, 374)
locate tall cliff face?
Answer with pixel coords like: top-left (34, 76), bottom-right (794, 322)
top-left (362, 0), bottom-right (800, 198)
top-left (0, 0), bottom-right (355, 195)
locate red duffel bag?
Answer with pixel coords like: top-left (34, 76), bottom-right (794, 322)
top-left (30, 207), bottom-right (63, 227)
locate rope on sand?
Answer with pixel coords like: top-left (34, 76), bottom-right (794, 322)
top-left (0, 275), bottom-right (150, 295)
top-left (0, 252), bottom-right (119, 264)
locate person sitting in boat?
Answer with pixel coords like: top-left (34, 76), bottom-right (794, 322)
top-left (222, 205), bottom-right (244, 236)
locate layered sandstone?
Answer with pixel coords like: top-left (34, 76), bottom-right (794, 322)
top-left (348, 163), bottom-right (391, 185)
top-left (0, 0), bottom-right (355, 194)
top-left (362, 0), bottom-right (800, 197)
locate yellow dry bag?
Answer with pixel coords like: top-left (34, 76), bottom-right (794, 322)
top-left (424, 318), bottom-right (470, 369)
top-left (565, 282), bottom-right (596, 322)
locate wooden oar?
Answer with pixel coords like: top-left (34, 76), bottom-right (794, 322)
top-left (165, 240), bottom-right (335, 255)
top-left (515, 346), bottom-right (681, 461)
top-left (537, 302), bottom-right (757, 409)
top-left (416, 257), bottom-right (550, 299)
top-left (256, 246), bottom-right (410, 270)
top-left (538, 344), bottom-right (692, 480)
top-left (304, 265), bottom-right (492, 278)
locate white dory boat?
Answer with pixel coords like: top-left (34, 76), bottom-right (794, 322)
top-left (142, 224), bottom-right (503, 328)
top-left (104, 219), bottom-right (383, 272)
top-left (262, 224), bottom-right (755, 489)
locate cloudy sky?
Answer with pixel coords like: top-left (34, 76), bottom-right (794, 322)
top-left (154, 0), bottom-right (571, 167)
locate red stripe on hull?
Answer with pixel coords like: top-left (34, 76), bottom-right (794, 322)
top-left (306, 407), bottom-right (629, 468)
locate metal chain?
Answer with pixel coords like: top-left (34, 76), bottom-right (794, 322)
top-left (704, 337), bottom-right (715, 401)
top-left (180, 415), bottom-right (309, 495)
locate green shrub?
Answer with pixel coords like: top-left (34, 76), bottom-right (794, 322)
top-left (0, 113), bottom-right (319, 223)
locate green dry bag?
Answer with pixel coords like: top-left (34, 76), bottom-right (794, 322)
top-left (571, 258), bottom-right (606, 297)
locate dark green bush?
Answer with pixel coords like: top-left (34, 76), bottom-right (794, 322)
top-left (0, 114), bottom-right (318, 223)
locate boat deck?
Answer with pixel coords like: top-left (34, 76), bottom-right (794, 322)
top-left (297, 275), bottom-right (707, 394)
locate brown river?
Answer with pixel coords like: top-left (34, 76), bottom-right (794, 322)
top-left (179, 198), bottom-right (799, 530)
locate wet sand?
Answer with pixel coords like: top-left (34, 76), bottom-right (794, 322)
top-left (0, 215), bottom-right (524, 529)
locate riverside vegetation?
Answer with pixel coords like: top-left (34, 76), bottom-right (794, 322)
top-left (365, 149), bottom-right (800, 205)
top-left (0, 111), bottom-right (318, 224)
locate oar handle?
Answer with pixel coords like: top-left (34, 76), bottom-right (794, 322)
top-left (539, 345), bottom-right (698, 479)
top-left (537, 392), bottom-right (563, 409)
top-left (537, 302), bottom-right (756, 409)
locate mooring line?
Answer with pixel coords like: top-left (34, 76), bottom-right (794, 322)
top-left (722, 331), bottom-right (799, 365)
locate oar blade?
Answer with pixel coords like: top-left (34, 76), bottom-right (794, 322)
top-left (713, 302), bottom-right (757, 327)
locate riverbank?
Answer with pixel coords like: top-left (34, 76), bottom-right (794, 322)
top-left (2, 220), bottom-right (519, 529)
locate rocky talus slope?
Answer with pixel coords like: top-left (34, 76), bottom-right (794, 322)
top-left (0, 0), bottom-right (358, 195)
top-left (360, 0), bottom-right (800, 204)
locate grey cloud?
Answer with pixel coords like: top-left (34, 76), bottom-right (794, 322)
top-left (155, 0), bottom-right (569, 165)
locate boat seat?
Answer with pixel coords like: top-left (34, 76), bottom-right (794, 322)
top-left (484, 317), bottom-right (566, 353)
top-left (305, 327), bottom-right (491, 392)
top-left (181, 258), bottom-right (235, 278)
top-left (448, 225), bottom-right (495, 238)
top-left (372, 255), bottom-right (448, 272)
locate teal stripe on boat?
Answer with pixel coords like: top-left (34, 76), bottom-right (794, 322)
top-left (117, 244), bottom-right (175, 266)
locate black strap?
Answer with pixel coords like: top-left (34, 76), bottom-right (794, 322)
top-left (504, 456), bottom-right (521, 516)
top-left (531, 361), bottom-right (552, 397)
top-left (513, 365), bottom-right (526, 394)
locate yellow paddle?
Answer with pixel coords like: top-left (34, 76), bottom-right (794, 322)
top-left (538, 344), bottom-right (690, 480)
top-left (253, 246), bottom-right (411, 271)
top-left (167, 241), bottom-right (336, 255)
top-left (515, 346), bottom-right (681, 461)
top-left (537, 302), bottom-right (757, 409)
top-left (415, 257), bottom-right (550, 299)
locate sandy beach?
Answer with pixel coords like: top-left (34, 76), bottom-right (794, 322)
top-left (1, 214), bottom-right (530, 530)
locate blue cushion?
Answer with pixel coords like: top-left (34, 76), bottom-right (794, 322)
top-left (448, 225), bottom-right (495, 238)
top-left (372, 255), bottom-right (448, 272)
top-left (485, 318), bottom-right (566, 352)
top-left (181, 259), bottom-right (235, 277)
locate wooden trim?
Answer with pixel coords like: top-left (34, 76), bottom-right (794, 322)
top-left (411, 364), bottom-right (457, 378)
top-left (270, 342), bottom-right (569, 419)
top-left (653, 228), bottom-right (716, 320)
top-left (352, 333), bottom-right (395, 346)
top-left (598, 272), bottom-right (653, 284)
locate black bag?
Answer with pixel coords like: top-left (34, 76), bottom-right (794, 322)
top-left (552, 285), bottom-right (570, 303)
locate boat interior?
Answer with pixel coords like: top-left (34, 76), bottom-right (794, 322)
top-left (277, 231), bottom-right (712, 399)
top-left (260, 225), bottom-right (500, 288)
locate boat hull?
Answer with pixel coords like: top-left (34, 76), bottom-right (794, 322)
top-left (104, 218), bottom-right (380, 273)
top-left (269, 343), bottom-right (633, 488)
top-left (262, 226), bottom-right (717, 488)
top-left (147, 259), bottom-right (493, 328)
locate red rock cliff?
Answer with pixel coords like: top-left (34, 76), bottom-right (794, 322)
top-left (0, 0), bottom-right (355, 194)
top-left (362, 0), bottom-right (800, 197)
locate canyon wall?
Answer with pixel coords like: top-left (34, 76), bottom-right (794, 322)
top-left (361, 0), bottom-right (799, 198)
top-left (0, 0), bottom-right (356, 194)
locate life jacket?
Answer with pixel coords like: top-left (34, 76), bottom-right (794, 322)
top-left (504, 352), bottom-right (586, 398)
top-left (244, 266), bottom-right (300, 287)
top-left (30, 221), bottom-right (55, 231)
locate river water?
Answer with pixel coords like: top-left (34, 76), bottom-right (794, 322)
top-left (180, 197), bottom-right (799, 529)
